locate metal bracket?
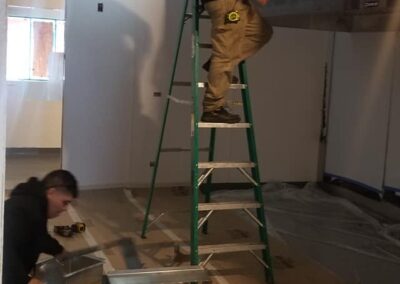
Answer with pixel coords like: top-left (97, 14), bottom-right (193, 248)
top-left (198, 168), bottom-right (214, 186)
top-left (243, 208), bottom-right (264, 228)
top-left (198, 210), bottom-right (214, 229)
top-left (200, 253), bottom-right (214, 267)
top-left (147, 212), bottom-right (166, 229)
top-left (249, 250), bottom-right (270, 270)
top-left (237, 167), bottom-right (259, 186)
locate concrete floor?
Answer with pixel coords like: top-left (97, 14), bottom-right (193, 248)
top-left (5, 150), bottom-right (400, 283)
top-left (47, 186), bottom-right (344, 284)
top-left (5, 149), bottom-right (61, 190)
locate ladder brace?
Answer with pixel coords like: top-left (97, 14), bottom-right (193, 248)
top-left (198, 250), bottom-right (270, 270)
top-left (200, 253), bottom-right (214, 267)
top-left (237, 167), bottom-right (259, 186)
top-left (198, 210), bottom-right (214, 229)
top-left (243, 208), bottom-right (264, 227)
top-left (249, 250), bottom-right (270, 270)
top-left (147, 212), bottom-right (166, 229)
top-left (198, 168), bottom-right (215, 186)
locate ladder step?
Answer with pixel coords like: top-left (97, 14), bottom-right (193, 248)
top-left (198, 162), bottom-right (255, 169)
top-left (173, 81), bottom-right (247, 90)
top-left (160, 147), bottom-right (209, 152)
top-left (185, 13), bottom-right (210, 19)
top-left (199, 43), bottom-right (212, 49)
top-left (173, 81), bottom-right (191, 87)
top-left (198, 122), bottom-right (251, 129)
top-left (198, 82), bottom-right (247, 89)
top-left (198, 201), bottom-right (261, 211)
top-left (178, 242), bottom-right (266, 255)
top-left (106, 265), bottom-right (210, 284)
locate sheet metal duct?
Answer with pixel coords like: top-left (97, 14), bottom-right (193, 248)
top-left (261, 0), bottom-right (400, 32)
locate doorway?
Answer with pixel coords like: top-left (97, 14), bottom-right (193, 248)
top-left (5, 0), bottom-right (65, 190)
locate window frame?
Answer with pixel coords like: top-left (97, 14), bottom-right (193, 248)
top-left (6, 15), bottom-right (65, 82)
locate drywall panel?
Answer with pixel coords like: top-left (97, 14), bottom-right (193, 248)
top-left (325, 32), bottom-right (396, 192)
top-left (384, 33), bottom-right (400, 192)
top-left (129, 4), bottom-right (331, 186)
top-left (119, 0), bottom-right (184, 187)
top-left (63, 0), bottom-right (330, 188)
top-left (63, 0), bottom-right (157, 187)
top-left (246, 27), bottom-right (330, 183)
top-left (6, 81), bottom-right (62, 148)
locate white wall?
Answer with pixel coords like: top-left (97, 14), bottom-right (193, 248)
top-left (6, 81), bottom-right (62, 148)
top-left (248, 27), bottom-right (331, 182)
top-left (63, 0), bottom-right (330, 188)
top-left (325, 32), bottom-right (398, 192)
top-left (1, 0), bottom-right (7, 276)
top-left (384, 33), bottom-right (400, 192)
top-left (8, 0), bottom-right (63, 10)
top-left (6, 3), bottom-right (64, 148)
top-left (63, 0), bottom-right (152, 187)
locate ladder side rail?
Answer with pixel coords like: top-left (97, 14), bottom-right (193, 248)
top-left (239, 61), bottom-right (275, 284)
top-left (141, 0), bottom-right (190, 238)
top-left (190, 0), bottom-right (202, 267)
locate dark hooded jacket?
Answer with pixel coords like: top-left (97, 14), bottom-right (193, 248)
top-left (3, 177), bottom-right (64, 284)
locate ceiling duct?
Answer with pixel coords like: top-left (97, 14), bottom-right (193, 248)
top-left (348, 0), bottom-right (384, 11)
top-left (261, 0), bottom-right (400, 32)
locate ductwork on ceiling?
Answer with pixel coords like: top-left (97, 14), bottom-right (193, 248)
top-left (260, 0), bottom-right (400, 32)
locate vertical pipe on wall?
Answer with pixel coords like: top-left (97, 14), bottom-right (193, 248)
top-left (320, 31), bottom-right (336, 179)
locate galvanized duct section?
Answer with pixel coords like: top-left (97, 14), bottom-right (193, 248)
top-left (260, 0), bottom-right (400, 32)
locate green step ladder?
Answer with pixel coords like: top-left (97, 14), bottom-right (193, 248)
top-left (141, 0), bottom-right (274, 283)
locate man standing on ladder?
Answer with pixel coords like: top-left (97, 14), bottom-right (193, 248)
top-left (201, 0), bottom-right (273, 123)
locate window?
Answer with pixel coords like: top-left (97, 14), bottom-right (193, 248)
top-left (6, 17), bottom-right (65, 81)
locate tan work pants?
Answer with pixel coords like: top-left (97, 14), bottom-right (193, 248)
top-left (203, 0), bottom-right (273, 112)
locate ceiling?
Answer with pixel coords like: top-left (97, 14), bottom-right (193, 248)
top-left (261, 0), bottom-right (400, 32)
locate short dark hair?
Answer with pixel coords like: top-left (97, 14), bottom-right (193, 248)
top-left (42, 169), bottom-right (79, 198)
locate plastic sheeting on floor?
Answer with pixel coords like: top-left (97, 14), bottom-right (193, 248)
top-left (212, 183), bottom-right (400, 284)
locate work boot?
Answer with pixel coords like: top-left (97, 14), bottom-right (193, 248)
top-left (201, 107), bottom-right (241, 123)
top-left (202, 58), bottom-right (239, 84)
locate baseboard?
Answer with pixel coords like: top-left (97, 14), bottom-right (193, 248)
top-left (324, 172), bottom-right (382, 195)
top-left (77, 181), bottom-right (309, 191)
top-left (6, 148), bottom-right (61, 155)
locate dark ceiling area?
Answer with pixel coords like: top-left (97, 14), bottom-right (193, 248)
top-left (261, 0), bottom-right (400, 32)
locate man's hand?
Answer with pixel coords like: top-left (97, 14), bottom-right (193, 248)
top-left (29, 278), bottom-right (44, 284)
top-left (257, 0), bottom-right (270, 5)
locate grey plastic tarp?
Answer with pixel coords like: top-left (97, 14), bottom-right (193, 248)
top-left (212, 183), bottom-right (400, 284)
